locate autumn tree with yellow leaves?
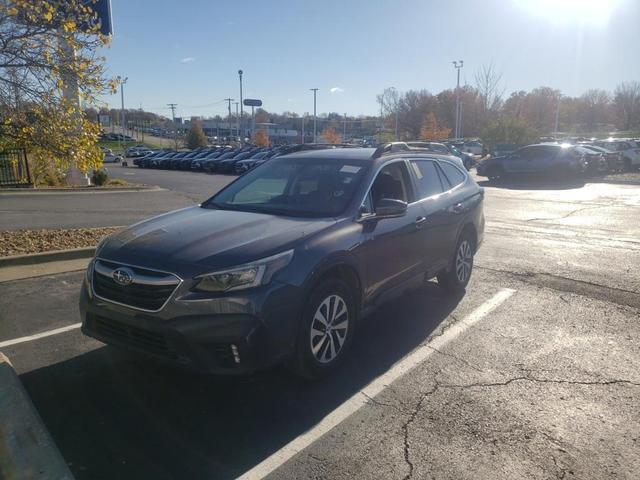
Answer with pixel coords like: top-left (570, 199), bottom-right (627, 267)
top-left (322, 127), bottom-right (341, 144)
top-left (0, 0), bottom-right (115, 183)
top-left (253, 129), bottom-right (270, 147)
top-left (419, 112), bottom-right (451, 141)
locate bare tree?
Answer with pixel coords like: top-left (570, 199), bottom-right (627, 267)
top-left (474, 62), bottom-right (504, 114)
top-left (614, 81), bottom-right (640, 131)
top-left (579, 89), bottom-right (611, 133)
top-left (376, 87), bottom-right (400, 139)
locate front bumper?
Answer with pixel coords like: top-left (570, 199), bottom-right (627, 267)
top-left (80, 279), bottom-right (303, 375)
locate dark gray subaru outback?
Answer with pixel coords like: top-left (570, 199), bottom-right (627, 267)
top-left (80, 144), bottom-right (484, 378)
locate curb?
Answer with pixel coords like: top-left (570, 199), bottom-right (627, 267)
top-left (0, 352), bottom-right (75, 479)
top-left (0, 247), bottom-right (95, 268)
top-left (0, 185), bottom-right (162, 194)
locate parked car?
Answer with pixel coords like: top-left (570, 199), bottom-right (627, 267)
top-left (492, 144), bottom-right (520, 158)
top-left (462, 140), bottom-right (484, 155)
top-left (593, 139), bottom-right (640, 171)
top-left (217, 148), bottom-right (262, 173)
top-left (125, 146), bottom-right (152, 158)
top-left (234, 150), bottom-right (274, 174)
top-left (406, 141), bottom-right (470, 170)
top-left (476, 144), bottom-right (588, 180)
top-left (81, 145), bottom-right (484, 377)
top-left (103, 152), bottom-right (122, 163)
top-left (580, 145), bottom-right (624, 172)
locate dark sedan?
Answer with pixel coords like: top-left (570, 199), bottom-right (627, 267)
top-left (476, 144), bottom-right (588, 180)
top-left (81, 145), bottom-right (484, 378)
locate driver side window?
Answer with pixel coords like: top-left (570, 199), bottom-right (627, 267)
top-left (366, 162), bottom-right (413, 212)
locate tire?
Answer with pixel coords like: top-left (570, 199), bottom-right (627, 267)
top-left (623, 157), bottom-right (633, 172)
top-left (437, 230), bottom-right (475, 294)
top-left (485, 166), bottom-right (503, 182)
top-left (291, 279), bottom-right (356, 379)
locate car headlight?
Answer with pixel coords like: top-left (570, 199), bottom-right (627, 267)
top-left (193, 249), bottom-right (294, 293)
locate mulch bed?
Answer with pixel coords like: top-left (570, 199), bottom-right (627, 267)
top-left (0, 227), bottom-right (122, 257)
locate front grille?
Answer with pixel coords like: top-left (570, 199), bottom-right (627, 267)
top-left (92, 259), bottom-right (180, 311)
top-left (90, 314), bottom-right (178, 359)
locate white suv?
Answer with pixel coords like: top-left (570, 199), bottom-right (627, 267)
top-left (595, 139), bottom-right (640, 170)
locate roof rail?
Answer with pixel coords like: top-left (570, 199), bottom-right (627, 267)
top-left (371, 142), bottom-right (411, 158)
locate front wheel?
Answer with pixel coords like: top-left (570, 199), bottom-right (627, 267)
top-left (291, 279), bottom-right (356, 379)
top-left (438, 232), bottom-right (475, 294)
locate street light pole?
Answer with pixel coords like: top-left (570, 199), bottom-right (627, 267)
top-left (310, 88), bottom-right (318, 143)
top-left (119, 76), bottom-right (128, 152)
top-left (238, 69), bottom-right (244, 142)
top-left (453, 60), bottom-right (463, 138)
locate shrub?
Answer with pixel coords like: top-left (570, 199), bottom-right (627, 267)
top-left (92, 169), bottom-right (108, 186)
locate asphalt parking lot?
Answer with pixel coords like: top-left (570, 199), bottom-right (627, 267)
top-left (1, 168), bottom-right (639, 479)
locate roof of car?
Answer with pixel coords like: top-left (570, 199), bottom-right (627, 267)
top-left (280, 146), bottom-right (461, 165)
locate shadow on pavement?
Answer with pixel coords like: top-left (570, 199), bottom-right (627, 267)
top-left (19, 282), bottom-right (462, 480)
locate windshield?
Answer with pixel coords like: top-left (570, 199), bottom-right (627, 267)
top-left (204, 157), bottom-right (369, 217)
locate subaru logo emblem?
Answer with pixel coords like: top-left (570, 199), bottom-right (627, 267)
top-left (112, 267), bottom-right (134, 286)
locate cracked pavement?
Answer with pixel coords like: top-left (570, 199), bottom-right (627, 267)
top-left (1, 175), bottom-right (639, 479)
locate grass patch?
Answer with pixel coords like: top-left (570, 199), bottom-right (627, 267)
top-left (98, 140), bottom-right (160, 153)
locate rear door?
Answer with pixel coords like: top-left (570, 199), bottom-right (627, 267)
top-left (407, 158), bottom-right (449, 271)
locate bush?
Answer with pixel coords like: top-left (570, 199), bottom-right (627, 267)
top-left (92, 169), bottom-right (108, 186)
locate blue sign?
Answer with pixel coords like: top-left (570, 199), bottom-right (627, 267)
top-left (78, 0), bottom-right (113, 36)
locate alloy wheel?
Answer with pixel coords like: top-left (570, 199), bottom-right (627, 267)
top-left (455, 240), bottom-right (473, 283)
top-left (310, 294), bottom-right (349, 364)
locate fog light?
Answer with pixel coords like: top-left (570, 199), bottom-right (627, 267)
top-left (231, 344), bottom-right (241, 364)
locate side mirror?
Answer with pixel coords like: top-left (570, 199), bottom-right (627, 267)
top-left (375, 198), bottom-right (408, 218)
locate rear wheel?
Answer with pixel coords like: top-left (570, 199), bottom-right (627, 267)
top-left (485, 166), bottom-right (503, 182)
top-left (438, 231), bottom-right (475, 293)
top-left (291, 279), bottom-right (356, 379)
top-left (623, 157), bottom-right (633, 172)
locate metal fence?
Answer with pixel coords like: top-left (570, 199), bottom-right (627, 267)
top-left (0, 149), bottom-right (32, 187)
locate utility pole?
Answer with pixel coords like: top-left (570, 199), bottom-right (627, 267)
top-left (238, 70), bottom-right (244, 142)
top-left (224, 98), bottom-right (234, 141)
top-left (310, 88), bottom-right (318, 143)
top-left (119, 77), bottom-right (128, 152)
top-left (453, 60), bottom-right (464, 139)
top-left (167, 103), bottom-right (178, 150)
top-left (343, 113), bottom-right (347, 142)
top-left (301, 115), bottom-right (305, 144)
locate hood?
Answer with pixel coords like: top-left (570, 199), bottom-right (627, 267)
top-left (99, 206), bottom-right (335, 273)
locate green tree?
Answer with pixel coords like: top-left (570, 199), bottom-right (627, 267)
top-left (481, 116), bottom-right (538, 151)
top-left (186, 120), bottom-right (207, 149)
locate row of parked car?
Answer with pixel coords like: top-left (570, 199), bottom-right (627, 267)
top-left (476, 139), bottom-right (640, 180)
top-left (132, 140), bottom-right (479, 175)
top-left (133, 145), bottom-right (337, 174)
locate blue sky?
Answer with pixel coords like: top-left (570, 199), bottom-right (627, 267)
top-left (100, 0), bottom-right (640, 119)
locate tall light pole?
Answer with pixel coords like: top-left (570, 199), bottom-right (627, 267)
top-left (453, 60), bottom-right (463, 139)
top-left (310, 88), bottom-right (318, 143)
top-left (238, 69), bottom-right (244, 142)
top-left (119, 76), bottom-right (128, 152)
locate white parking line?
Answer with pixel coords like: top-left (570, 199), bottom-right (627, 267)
top-left (237, 288), bottom-right (516, 480)
top-left (0, 323), bottom-right (82, 348)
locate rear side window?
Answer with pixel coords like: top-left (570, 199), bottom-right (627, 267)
top-left (439, 162), bottom-right (466, 188)
top-left (409, 160), bottom-right (444, 199)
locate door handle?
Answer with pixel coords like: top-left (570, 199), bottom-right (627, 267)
top-left (452, 203), bottom-right (464, 213)
top-left (415, 216), bottom-right (427, 229)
